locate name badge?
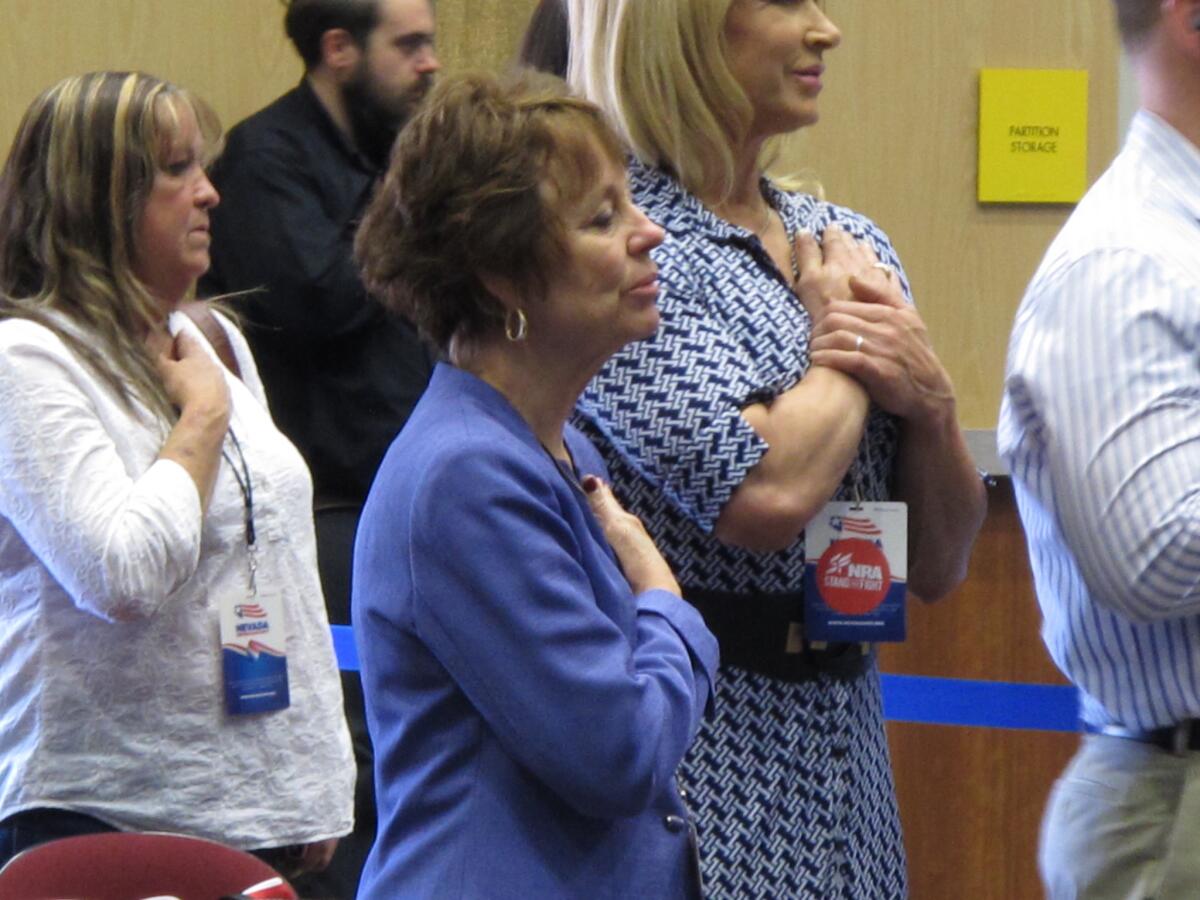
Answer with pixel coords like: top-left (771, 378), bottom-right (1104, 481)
top-left (803, 501), bottom-right (907, 642)
top-left (219, 577), bottom-right (290, 715)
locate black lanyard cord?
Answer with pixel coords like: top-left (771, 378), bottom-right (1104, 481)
top-left (222, 427), bottom-right (256, 547)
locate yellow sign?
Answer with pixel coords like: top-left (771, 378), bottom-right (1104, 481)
top-left (978, 68), bottom-right (1088, 204)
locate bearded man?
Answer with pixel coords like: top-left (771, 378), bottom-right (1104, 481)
top-left (201, 2), bottom-right (440, 896)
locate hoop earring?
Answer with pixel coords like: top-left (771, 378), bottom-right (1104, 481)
top-left (505, 308), bottom-right (528, 342)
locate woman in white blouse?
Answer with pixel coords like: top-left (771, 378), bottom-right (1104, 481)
top-left (0, 72), bottom-right (354, 876)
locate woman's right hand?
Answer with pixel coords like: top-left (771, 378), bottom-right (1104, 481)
top-left (154, 330), bottom-right (230, 512)
top-left (583, 476), bottom-right (681, 596)
top-left (809, 277), bottom-right (955, 426)
top-left (792, 225), bottom-right (892, 325)
top-left (156, 330), bottom-right (230, 429)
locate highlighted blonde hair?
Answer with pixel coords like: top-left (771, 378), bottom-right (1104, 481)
top-left (0, 71), bottom-right (222, 419)
top-left (567, 0), bottom-right (753, 202)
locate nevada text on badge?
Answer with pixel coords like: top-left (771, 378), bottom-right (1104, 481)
top-left (220, 597), bottom-right (290, 715)
top-left (803, 501), bottom-right (908, 642)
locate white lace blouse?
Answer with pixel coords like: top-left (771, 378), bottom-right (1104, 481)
top-left (0, 310), bottom-right (354, 849)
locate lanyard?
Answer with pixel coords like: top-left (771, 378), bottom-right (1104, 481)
top-left (222, 427), bottom-right (257, 596)
top-left (539, 441), bottom-right (584, 497)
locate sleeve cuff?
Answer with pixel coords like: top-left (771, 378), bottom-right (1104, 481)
top-left (636, 588), bottom-right (720, 691)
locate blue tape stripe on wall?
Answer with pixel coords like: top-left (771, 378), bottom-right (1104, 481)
top-left (880, 673), bottom-right (1079, 732)
top-left (333, 624), bottom-right (359, 672)
top-left (330, 625), bottom-right (1080, 732)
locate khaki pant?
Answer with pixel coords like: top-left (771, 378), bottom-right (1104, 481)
top-left (1040, 733), bottom-right (1200, 899)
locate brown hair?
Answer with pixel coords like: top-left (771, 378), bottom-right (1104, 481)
top-left (0, 71), bottom-right (222, 420)
top-left (1111, 0), bottom-right (1162, 48)
top-left (284, 0), bottom-right (381, 69)
top-left (355, 69), bottom-right (625, 352)
top-left (519, 0), bottom-right (570, 78)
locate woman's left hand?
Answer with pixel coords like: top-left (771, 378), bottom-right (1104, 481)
top-left (808, 274), bottom-right (955, 426)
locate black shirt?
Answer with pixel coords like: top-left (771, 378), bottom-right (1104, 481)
top-left (201, 80), bottom-right (432, 505)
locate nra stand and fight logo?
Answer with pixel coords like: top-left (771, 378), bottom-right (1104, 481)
top-left (803, 501), bottom-right (907, 642)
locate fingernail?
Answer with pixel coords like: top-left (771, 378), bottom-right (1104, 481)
top-left (582, 475), bottom-right (600, 493)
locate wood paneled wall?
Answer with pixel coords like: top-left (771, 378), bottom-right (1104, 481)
top-left (0, 3), bottom-right (1111, 898)
top-left (0, 3), bottom-right (299, 145)
top-left (0, 0), bottom-right (1119, 430)
top-left (881, 481), bottom-right (1077, 899)
top-left (0, 0), bottom-right (538, 164)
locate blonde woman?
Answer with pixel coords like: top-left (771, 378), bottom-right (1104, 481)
top-left (568, 1), bottom-right (986, 895)
top-left (0, 72), bottom-right (353, 875)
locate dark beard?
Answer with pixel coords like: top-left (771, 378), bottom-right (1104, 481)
top-left (342, 71), bottom-right (432, 169)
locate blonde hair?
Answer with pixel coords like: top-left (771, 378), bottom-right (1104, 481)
top-left (567, 0), bottom-right (752, 202)
top-left (0, 71), bottom-right (222, 420)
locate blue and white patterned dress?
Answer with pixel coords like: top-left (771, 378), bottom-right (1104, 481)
top-left (573, 159), bottom-right (909, 898)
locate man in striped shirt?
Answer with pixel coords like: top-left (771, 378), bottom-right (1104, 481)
top-left (1000, 1), bottom-right (1200, 896)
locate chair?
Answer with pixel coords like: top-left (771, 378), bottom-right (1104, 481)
top-left (0, 831), bottom-right (298, 899)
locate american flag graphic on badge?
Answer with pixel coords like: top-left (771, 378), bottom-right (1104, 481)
top-left (830, 515), bottom-right (882, 538)
top-left (234, 603), bottom-right (268, 619)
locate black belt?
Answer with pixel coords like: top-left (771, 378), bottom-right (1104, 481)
top-left (683, 586), bottom-right (871, 683)
top-left (1085, 720), bottom-right (1200, 754)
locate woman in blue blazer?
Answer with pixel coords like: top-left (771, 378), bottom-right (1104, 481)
top-left (350, 71), bottom-right (720, 899)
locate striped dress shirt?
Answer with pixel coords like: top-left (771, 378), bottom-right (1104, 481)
top-left (999, 110), bottom-right (1200, 730)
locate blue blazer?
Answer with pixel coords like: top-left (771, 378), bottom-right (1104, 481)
top-left (353, 364), bottom-right (719, 899)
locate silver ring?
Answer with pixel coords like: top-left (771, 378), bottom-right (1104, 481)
top-left (872, 261), bottom-right (896, 280)
top-left (854, 334), bottom-right (864, 352)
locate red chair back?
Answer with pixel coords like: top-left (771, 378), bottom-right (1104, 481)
top-left (0, 831), bottom-right (298, 899)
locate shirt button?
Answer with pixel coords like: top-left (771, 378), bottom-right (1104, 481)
top-left (663, 814), bottom-right (687, 833)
